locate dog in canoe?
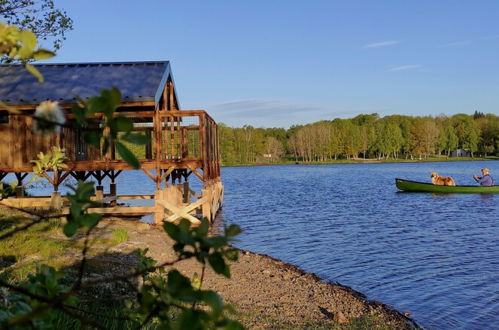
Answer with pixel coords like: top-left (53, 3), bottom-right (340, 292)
top-left (430, 172), bottom-right (456, 186)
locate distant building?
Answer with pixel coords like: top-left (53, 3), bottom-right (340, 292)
top-left (451, 149), bottom-right (470, 157)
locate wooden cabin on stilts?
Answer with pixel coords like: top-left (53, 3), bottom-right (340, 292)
top-left (0, 61), bottom-right (223, 225)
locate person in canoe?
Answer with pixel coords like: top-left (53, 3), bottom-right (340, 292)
top-left (473, 168), bottom-right (494, 186)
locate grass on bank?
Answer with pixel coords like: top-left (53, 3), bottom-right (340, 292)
top-left (0, 207), bottom-right (128, 282)
top-left (222, 155), bottom-right (499, 167)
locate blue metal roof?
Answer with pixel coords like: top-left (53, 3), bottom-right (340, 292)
top-left (0, 61), bottom-right (172, 106)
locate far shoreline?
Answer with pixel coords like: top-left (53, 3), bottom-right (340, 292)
top-left (221, 156), bottom-right (499, 168)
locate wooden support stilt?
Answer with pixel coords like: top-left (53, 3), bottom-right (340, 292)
top-left (14, 172), bottom-right (28, 197)
top-left (50, 192), bottom-right (62, 210)
top-left (154, 189), bottom-right (164, 224)
top-left (96, 185), bottom-right (104, 200)
top-left (201, 187), bottom-right (212, 222)
top-left (109, 183), bottom-right (117, 206)
top-left (182, 181), bottom-right (190, 203)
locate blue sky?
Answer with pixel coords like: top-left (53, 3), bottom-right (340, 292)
top-left (49, 0), bottom-right (499, 127)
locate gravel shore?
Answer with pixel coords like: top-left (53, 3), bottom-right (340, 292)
top-left (96, 219), bottom-right (419, 329)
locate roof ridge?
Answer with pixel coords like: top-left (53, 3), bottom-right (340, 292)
top-left (0, 60), bottom-right (170, 68)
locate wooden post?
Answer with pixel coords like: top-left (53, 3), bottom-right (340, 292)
top-left (14, 172), bottom-right (28, 197)
top-left (182, 181), bottom-right (190, 204)
top-left (154, 189), bottom-right (164, 224)
top-left (201, 187), bottom-right (211, 222)
top-left (109, 183), bottom-right (117, 206)
top-left (50, 192), bottom-right (62, 210)
top-left (96, 185), bottom-right (104, 201)
top-left (199, 113), bottom-right (208, 187)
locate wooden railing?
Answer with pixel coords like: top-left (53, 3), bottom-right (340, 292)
top-left (2, 110), bottom-right (221, 184)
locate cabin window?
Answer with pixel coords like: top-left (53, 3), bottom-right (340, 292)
top-left (0, 111), bottom-right (8, 124)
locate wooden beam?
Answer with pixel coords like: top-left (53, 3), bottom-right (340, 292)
top-left (116, 195), bottom-right (155, 200)
top-left (186, 163), bottom-right (203, 182)
top-left (88, 206), bottom-right (159, 215)
top-left (160, 166), bottom-right (176, 182)
top-left (142, 168), bottom-right (157, 182)
top-left (156, 199), bottom-right (200, 225)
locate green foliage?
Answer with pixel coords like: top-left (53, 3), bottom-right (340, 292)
top-left (164, 219), bottom-right (240, 278)
top-left (124, 219), bottom-right (242, 328)
top-left (31, 147), bottom-right (68, 178)
top-left (219, 113), bottom-right (499, 164)
top-left (0, 265), bottom-right (75, 328)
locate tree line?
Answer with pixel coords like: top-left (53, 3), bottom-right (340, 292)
top-left (218, 112), bottom-right (499, 165)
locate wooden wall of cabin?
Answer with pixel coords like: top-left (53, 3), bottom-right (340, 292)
top-left (0, 115), bottom-right (59, 171)
top-left (0, 111), bottom-right (10, 169)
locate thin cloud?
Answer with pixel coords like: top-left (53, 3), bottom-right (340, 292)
top-left (481, 35), bottom-right (499, 40)
top-left (387, 64), bottom-right (423, 72)
top-left (209, 98), bottom-right (321, 116)
top-left (363, 40), bottom-right (401, 49)
top-left (207, 99), bottom-right (358, 127)
top-left (440, 40), bottom-right (471, 48)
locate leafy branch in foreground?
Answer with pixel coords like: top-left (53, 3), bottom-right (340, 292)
top-left (0, 183), bottom-right (243, 329)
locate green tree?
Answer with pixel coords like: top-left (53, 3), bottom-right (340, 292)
top-left (451, 114), bottom-right (481, 157)
top-left (410, 117), bottom-right (440, 158)
top-left (0, 0), bottom-right (73, 52)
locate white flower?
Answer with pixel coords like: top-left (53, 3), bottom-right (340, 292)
top-left (33, 101), bottom-right (66, 135)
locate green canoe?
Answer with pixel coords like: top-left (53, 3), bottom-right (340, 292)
top-left (395, 178), bottom-right (499, 193)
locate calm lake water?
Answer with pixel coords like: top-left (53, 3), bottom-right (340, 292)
top-left (218, 161), bottom-right (499, 330)
top-left (8, 161), bottom-right (498, 329)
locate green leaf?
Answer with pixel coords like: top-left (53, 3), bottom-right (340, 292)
top-left (167, 270), bottom-right (192, 295)
top-left (222, 320), bottom-right (244, 330)
top-left (177, 309), bottom-right (203, 330)
top-left (106, 88), bottom-right (122, 108)
top-left (224, 248), bottom-right (239, 262)
top-left (25, 64), bottom-right (44, 82)
top-left (71, 105), bottom-right (87, 124)
top-left (226, 224), bottom-right (242, 238)
top-left (84, 132), bottom-right (102, 146)
top-left (115, 116), bottom-right (133, 132)
top-left (121, 133), bottom-right (149, 145)
top-left (87, 96), bottom-right (109, 115)
top-left (208, 253), bottom-right (230, 278)
top-left (163, 222), bottom-right (180, 241)
top-left (201, 290), bottom-right (223, 314)
top-left (204, 236), bottom-right (227, 248)
top-left (196, 218), bottom-right (210, 237)
top-left (32, 49), bottom-right (55, 60)
top-left (80, 214), bottom-right (101, 227)
top-left (191, 272), bottom-right (202, 290)
top-left (17, 30), bottom-right (37, 59)
top-left (115, 141), bottom-right (139, 168)
top-left (63, 222), bottom-right (79, 237)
